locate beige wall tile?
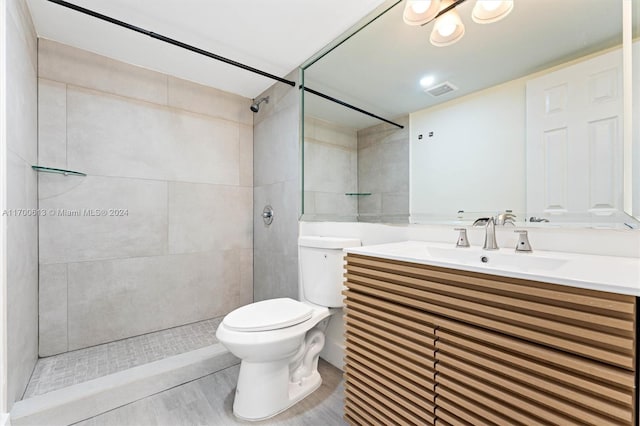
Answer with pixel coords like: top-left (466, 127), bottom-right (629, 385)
top-left (168, 182), bottom-right (252, 254)
top-left (39, 175), bottom-right (168, 264)
top-left (239, 124), bottom-right (253, 187)
top-left (39, 39), bottom-right (168, 105)
top-left (167, 76), bottom-right (252, 125)
top-left (66, 87), bottom-right (240, 185)
top-left (67, 251), bottom-right (242, 350)
top-left (6, 152), bottom-right (38, 405)
top-left (38, 78), bottom-right (67, 168)
top-left (39, 263), bottom-right (68, 356)
top-left (6, 11), bottom-right (37, 164)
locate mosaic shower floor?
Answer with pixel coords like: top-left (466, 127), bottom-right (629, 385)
top-left (23, 317), bottom-right (223, 399)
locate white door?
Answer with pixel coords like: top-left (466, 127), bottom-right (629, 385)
top-left (526, 49), bottom-right (623, 219)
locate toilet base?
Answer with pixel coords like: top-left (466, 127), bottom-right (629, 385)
top-left (232, 360), bottom-right (322, 421)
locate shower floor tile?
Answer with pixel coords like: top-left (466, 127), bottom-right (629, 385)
top-left (24, 317), bottom-right (222, 399)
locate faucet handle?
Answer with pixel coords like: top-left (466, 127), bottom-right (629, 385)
top-left (514, 230), bottom-right (532, 252)
top-left (454, 228), bottom-right (470, 248)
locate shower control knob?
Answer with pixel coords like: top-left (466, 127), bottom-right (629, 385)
top-left (262, 205), bottom-right (274, 225)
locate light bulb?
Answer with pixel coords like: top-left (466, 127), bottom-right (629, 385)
top-left (420, 75), bottom-right (435, 88)
top-left (436, 14), bottom-right (457, 37)
top-left (410, 0), bottom-right (432, 14)
top-left (479, 0), bottom-right (502, 11)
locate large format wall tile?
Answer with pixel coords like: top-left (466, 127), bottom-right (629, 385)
top-left (38, 39), bottom-right (168, 105)
top-left (39, 175), bottom-right (168, 264)
top-left (253, 180), bottom-right (300, 259)
top-left (239, 124), bottom-right (253, 187)
top-left (38, 41), bottom-right (253, 353)
top-left (67, 251), bottom-right (243, 349)
top-left (6, 153), bottom-right (38, 404)
top-left (5, 0), bottom-right (38, 409)
top-left (39, 263), bottom-right (68, 356)
top-left (253, 250), bottom-right (298, 302)
top-left (253, 104), bottom-right (299, 186)
top-left (304, 141), bottom-right (357, 193)
top-left (66, 87), bottom-right (240, 185)
top-left (6, 9), bottom-right (37, 164)
top-left (167, 76), bottom-right (252, 126)
top-left (38, 78), bottom-right (67, 168)
top-left (168, 182), bottom-right (252, 254)
top-left (252, 69), bottom-right (300, 303)
top-left (357, 116), bottom-right (410, 222)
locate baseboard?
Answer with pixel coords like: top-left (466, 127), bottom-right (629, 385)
top-left (11, 344), bottom-right (237, 426)
top-left (0, 412), bottom-right (10, 426)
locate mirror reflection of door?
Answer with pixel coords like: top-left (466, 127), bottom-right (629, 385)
top-left (527, 48), bottom-right (624, 223)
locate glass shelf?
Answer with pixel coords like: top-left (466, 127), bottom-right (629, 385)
top-left (31, 166), bottom-right (87, 176)
top-left (345, 192), bottom-right (372, 196)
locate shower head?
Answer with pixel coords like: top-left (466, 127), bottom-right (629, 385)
top-left (250, 96), bottom-right (269, 113)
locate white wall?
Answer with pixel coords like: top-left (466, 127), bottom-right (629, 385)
top-left (2, 0), bottom-right (39, 411)
top-left (37, 40), bottom-right (254, 354)
top-left (410, 79), bottom-right (526, 222)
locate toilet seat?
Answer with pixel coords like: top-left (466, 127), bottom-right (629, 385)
top-left (223, 298), bottom-right (313, 332)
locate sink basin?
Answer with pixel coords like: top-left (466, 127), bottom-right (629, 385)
top-left (424, 246), bottom-right (568, 272)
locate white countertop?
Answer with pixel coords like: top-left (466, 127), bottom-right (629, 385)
top-left (345, 241), bottom-right (640, 296)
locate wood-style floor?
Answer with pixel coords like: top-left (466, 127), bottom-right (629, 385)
top-left (73, 360), bottom-right (347, 426)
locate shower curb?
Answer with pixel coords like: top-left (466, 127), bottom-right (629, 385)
top-left (10, 344), bottom-right (238, 426)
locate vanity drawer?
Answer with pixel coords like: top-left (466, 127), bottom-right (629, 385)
top-left (345, 254), bottom-right (636, 370)
top-left (435, 323), bottom-right (634, 425)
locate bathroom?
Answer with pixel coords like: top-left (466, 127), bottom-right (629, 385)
top-left (2, 0), bottom-right (640, 425)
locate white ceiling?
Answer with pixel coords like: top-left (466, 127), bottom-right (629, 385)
top-left (26, 0), bottom-right (386, 99)
top-left (304, 0), bottom-right (626, 129)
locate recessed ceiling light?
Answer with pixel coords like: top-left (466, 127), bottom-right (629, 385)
top-left (420, 75), bottom-right (436, 88)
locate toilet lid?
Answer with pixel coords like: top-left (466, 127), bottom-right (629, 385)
top-left (223, 298), bottom-right (313, 332)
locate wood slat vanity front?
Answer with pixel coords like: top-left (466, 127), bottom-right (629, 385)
top-left (343, 253), bottom-right (637, 426)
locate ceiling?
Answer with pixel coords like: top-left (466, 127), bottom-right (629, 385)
top-left (26, 0), bottom-right (387, 99)
top-left (304, 0), bottom-right (627, 129)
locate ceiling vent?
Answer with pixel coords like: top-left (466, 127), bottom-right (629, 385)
top-left (424, 81), bottom-right (458, 97)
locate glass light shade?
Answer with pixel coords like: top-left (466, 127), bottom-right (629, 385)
top-left (403, 0), bottom-right (441, 26)
top-left (472, 0), bottom-right (514, 24)
top-left (430, 8), bottom-right (465, 46)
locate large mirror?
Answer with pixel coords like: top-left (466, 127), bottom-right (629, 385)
top-left (302, 0), bottom-right (639, 228)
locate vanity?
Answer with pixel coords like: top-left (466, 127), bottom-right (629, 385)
top-left (342, 242), bottom-right (639, 425)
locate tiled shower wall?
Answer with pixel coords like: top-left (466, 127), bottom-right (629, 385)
top-left (252, 70), bottom-right (301, 302)
top-left (357, 116), bottom-right (409, 222)
top-left (37, 40), bottom-right (253, 356)
top-left (303, 116), bottom-right (358, 221)
top-left (4, 0), bottom-right (39, 408)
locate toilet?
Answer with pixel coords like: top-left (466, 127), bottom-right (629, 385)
top-left (215, 236), bottom-right (361, 421)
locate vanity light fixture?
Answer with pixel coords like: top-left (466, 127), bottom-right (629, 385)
top-left (403, 0), bottom-right (514, 47)
top-left (430, 1), bottom-right (465, 47)
top-left (472, 0), bottom-right (514, 24)
top-left (403, 0), bottom-right (442, 26)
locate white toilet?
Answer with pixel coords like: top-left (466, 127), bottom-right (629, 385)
top-left (215, 236), bottom-right (360, 421)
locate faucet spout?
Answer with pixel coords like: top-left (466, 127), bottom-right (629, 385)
top-left (483, 217), bottom-right (499, 250)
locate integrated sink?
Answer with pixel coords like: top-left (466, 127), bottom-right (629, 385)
top-left (345, 240), bottom-right (640, 296)
top-left (424, 246), bottom-right (568, 272)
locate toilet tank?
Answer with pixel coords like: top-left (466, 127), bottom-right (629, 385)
top-left (298, 236), bottom-right (361, 307)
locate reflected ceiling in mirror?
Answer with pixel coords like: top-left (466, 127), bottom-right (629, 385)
top-left (304, 0), bottom-right (622, 130)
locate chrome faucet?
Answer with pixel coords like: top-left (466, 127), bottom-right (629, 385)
top-left (482, 217), bottom-right (499, 250)
top-left (495, 212), bottom-right (516, 226)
